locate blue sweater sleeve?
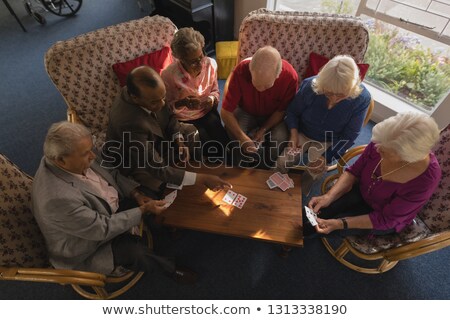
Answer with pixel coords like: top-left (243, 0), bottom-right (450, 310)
top-left (324, 87), bottom-right (371, 163)
top-left (285, 79), bottom-right (311, 130)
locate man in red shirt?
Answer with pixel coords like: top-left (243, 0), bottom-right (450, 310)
top-left (221, 46), bottom-right (298, 167)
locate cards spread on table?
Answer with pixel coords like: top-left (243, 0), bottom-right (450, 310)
top-left (222, 190), bottom-right (238, 205)
top-left (222, 189), bottom-right (247, 209)
top-left (266, 179), bottom-right (277, 189)
top-left (304, 206), bottom-right (318, 226)
top-left (232, 194), bottom-right (247, 209)
top-left (163, 190), bottom-right (177, 208)
top-left (267, 172), bottom-right (294, 191)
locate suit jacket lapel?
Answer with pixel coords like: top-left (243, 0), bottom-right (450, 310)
top-left (146, 111), bottom-right (164, 138)
top-left (44, 158), bottom-right (110, 201)
top-left (124, 89), bottom-right (164, 138)
top-left (89, 161), bottom-right (126, 198)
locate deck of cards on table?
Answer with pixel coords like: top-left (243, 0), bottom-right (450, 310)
top-left (222, 190), bottom-right (247, 209)
top-left (267, 172), bottom-right (294, 191)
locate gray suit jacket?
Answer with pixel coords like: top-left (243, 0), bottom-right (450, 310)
top-left (105, 88), bottom-right (186, 192)
top-left (32, 157), bottom-right (142, 274)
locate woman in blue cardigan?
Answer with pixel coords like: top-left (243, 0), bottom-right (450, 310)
top-left (276, 55), bottom-right (371, 195)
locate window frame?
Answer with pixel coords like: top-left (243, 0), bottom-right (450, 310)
top-left (267, 0), bottom-right (450, 128)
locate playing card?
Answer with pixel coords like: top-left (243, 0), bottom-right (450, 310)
top-left (232, 194), bottom-right (247, 209)
top-left (266, 179), bottom-right (277, 189)
top-left (163, 190), bottom-right (177, 208)
top-left (282, 174), bottom-right (294, 188)
top-left (166, 183), bottom-right (183, 190)
top-left (222, 190), bottom-right (238, 204)
top-left (287, 147), bottom-right (302, 156)
top-left (304, 206), bottom-right (318, 226)
top-left (278, 180), bottom-right (291, 191)
top-left (269, 172), bottom-right (286, 186)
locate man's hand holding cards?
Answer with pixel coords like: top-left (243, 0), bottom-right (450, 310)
top-left (162, 190), bottom-right (178, 208)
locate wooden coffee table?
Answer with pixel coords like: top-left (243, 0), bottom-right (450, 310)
top-left (162, 165), bottom-right (303, 247)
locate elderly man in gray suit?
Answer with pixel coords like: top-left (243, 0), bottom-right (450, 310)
top-left (105, 66), bottom-right (230, 195)
top-left (32, 121), bottom-right (198, 284)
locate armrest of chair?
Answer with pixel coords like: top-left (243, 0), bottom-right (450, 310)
top-left (0, 266), bottom-right (106, 287)
top-left (336, 144), bottom-right (367, 174)
top-left (384, 229), bottom-right (450, 261)
top-left (67, 108), bottom-right (82, 124)
top-left (363, 99), bottom-right (374, 126)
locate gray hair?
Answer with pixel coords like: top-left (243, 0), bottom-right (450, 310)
top-left (312, 55), bottom-right (362, 99)
top-left (171, 27), bottom-right (205, 60)
top-left (371, 112), bottom-right (440, 162)
top-left (43, 121), bottom-right (91, 160)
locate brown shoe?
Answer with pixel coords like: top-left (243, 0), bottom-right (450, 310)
top-left (170, 266), bottom-right (198, 285)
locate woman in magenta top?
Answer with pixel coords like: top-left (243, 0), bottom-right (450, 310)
top-left (161, 27), bottom-right (229, 160)
top-left (305, 112), bottom-right (441, 237)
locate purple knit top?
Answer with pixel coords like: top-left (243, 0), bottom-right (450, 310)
top-left (346, 142), bottom-right (441, 232)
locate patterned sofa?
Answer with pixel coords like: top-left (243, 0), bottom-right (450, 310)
top-left (44, 15), bottom-right (177, 148)
top-left (321, 124), bottom-right (450, 273)
top-left (237, 9), bottom-right (370, 80)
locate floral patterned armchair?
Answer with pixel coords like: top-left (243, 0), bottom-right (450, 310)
top-left (0, 153), bottom-right (150, 299)
top-left (320, 124), bottom-right (450, 274)
top-left (44, 15), bottom-right (177, 148)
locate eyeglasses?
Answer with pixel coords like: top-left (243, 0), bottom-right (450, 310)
top-left (182, 50), bottom-right (206, 67)
top-left (323, 91), bottom-right (348, 99)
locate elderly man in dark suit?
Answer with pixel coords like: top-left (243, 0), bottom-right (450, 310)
top-left (105, 65), bottom-right (230, 195)
top-left (32, 121), bottom-right (197, 284)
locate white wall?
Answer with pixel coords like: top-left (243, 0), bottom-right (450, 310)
top-left (234, 0), bottom-right (266, 39)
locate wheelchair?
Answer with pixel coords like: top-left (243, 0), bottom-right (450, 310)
top-left (24, 0), bottom-right (83, 25)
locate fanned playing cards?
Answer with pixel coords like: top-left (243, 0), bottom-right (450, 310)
top-left (163, 190), bottom-right (177, 208)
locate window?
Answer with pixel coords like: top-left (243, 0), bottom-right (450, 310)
top-left (268, 0), bottom-right (450, 124)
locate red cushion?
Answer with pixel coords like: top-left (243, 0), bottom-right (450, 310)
top-left (112, 46), bottom-right (173, 86)
top-left (304, 52), bottom-right (369, 80)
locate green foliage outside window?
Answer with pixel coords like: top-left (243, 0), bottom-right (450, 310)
top-left (320, 0), bottom-right (450, 111)
top-left (365, 25), bottom-right (450, 111)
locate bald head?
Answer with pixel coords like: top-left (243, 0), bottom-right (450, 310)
top-left (127, 66), bottom-right (162, 97)
top-left (126, 66), bottom-right (166, 112)
top-left (249, 46), bottom-right (282, 92)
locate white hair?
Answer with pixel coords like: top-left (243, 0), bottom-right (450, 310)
top-left (43, 121), bottom-right (91, 160)
top-left (312, 55), bottom-right (362, 98)
top-left (371, 112), bottom-right (440, 162)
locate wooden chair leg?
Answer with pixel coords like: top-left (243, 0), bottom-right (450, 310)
top-left (378, 259), bottom-right (398, 273)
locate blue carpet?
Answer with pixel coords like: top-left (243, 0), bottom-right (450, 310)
top-left (0, 0), bottom-right (448, 300)
top-left (0, 0), bottom-right (149, 175)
